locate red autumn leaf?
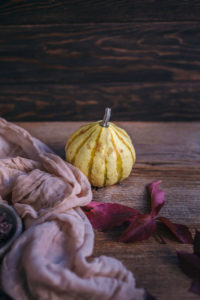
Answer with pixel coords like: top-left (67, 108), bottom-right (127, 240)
top-left (82, 201), bottom-right (140, 231)
top-left (194, 230), bottom-right (200, 257)
top-left (190, 279), bottom-right (200, 296)
top-left (119, 214), bottom-right (156, 243)
top-left (177, 231), bottom-right (200, 296)
top-left (177, 251), bottom-right (200, 279)
top-left (155, 232), bottom-right (167, 244)
top-left (157, 216), bottom-right (193, 244)
top-left (83, 201), bottom-right (102, 210)
top-left (82, 181), bottom-right (192, 245)
top-left (148, 181), bottom-right (165, 218)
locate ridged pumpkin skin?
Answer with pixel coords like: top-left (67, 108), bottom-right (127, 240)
top-left (65, 121), bottom-right (136, 187)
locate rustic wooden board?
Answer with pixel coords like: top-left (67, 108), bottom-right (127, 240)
top-left (0, 1), bottom-right (200, 24)
top-left (1, 83), bottom-right (200, 121)
top-left (17, 121), bottom-right (200, 300)
top-left (1, 23), bottom-right (200, 84)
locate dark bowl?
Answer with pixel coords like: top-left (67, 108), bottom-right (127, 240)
top-left (0, 203), bottom-right (22, 258)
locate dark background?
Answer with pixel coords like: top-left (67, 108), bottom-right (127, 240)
top-left (0, 0), bottom-right (200, 122)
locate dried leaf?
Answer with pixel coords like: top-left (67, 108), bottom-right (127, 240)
top-left (119, 214), bottom-right (156, 243)
top-left (194, 230), bottom-right (200, 257)
top-left (157, 216), bottom-right (193, 244)
top-left (177, 251), bottom-right (200, 279)
top-left (154, 232), bottom-right (167, 244)
top-left (177, 231), bottom-right (200, 296)
top-left (83, 201), bottom-right (102, 210)
top-left (190, 279), bottom-right (200, 296)
top-left (0, 212), bottom-right (13, 244)
top-left (148, 181), bottom-right (165, 218)
top-left (82, 181), bottom-right (193, 245)
top-left (0, 213), bottom-right (6, 223)
top-left (82, 201), bottom-right (140, 231)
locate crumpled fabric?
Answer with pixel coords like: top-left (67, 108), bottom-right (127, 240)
top-left (0, 118), bottom-right (145, 300)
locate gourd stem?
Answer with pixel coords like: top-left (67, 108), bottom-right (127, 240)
top-left (100, 108), bottom-right (111, 128)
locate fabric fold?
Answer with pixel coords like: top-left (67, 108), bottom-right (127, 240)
top-left (0, 118), bottom-right (145, 300)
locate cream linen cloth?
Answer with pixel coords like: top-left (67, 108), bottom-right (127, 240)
top-left (0, 118), bottom-right (145, 300)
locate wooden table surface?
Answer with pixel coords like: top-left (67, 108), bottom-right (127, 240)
top-left (16, 121), bottom-right (200, 300)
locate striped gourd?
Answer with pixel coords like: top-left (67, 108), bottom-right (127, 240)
top-left (65, 108), bottom-right (136, 187)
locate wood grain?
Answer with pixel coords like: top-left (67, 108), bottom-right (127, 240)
top-left (18, 121), bottom-right (200, 167)
top-left (1, 23), bottom-right (200, 84)
top-left (15, 121), bottom-right (200, 300)
top-left (0, 0), bottom-right (200, 24)
top-left (1, 83), bottom-right (200, 121)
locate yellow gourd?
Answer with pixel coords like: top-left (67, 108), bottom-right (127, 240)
top-left (65, 108), bottom-right (136, 187)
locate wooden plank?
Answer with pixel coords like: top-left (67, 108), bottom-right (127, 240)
top-left (1, 23), bottom-right (200, 84)
top-left (93, 161), bottom-right (200, 300)
top-left (18, 121), bottom-right (200, 223)
top-left (1, 83), bottom-right (200, 121)
top-left (0, 1), bottom-right (200, 24)
top-left (93, 236), bottom-right (198, 300)
top-left (17, 121), bottom-right (200, 168)
top-left (15, 121), bottom-right (200, 300)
